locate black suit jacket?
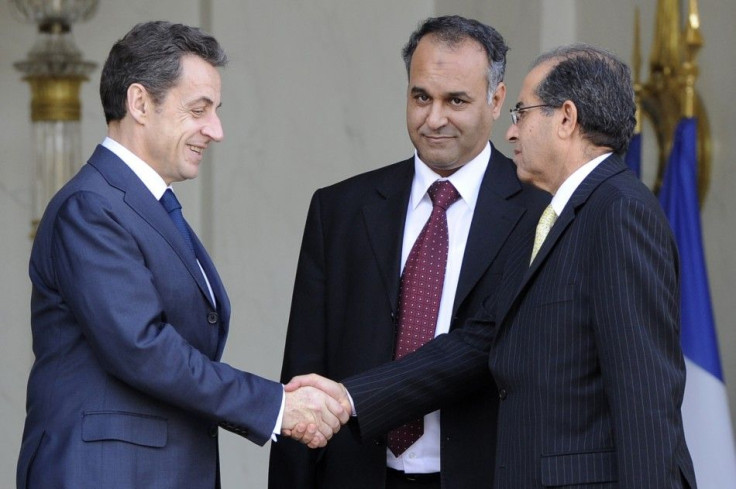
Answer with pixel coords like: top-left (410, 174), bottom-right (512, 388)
top-left (344, 155), bottom-right (696, 489)
top-left (268, 145), bottom-right (549, 489)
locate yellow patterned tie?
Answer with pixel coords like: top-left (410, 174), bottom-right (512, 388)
top-left (530, 204), bottom-right (557, 264)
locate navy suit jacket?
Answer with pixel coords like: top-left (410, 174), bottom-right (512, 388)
top-left (268, 145), bottom-right (549, 489)
top-left (17, 145), bottom-right (283, 489)
top-left (343, 155), bottom-right (696, 489)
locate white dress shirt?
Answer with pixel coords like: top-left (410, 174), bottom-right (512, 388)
top-left (387, 143), bottom-right (491, 473)
top-left (549, 152), bottom-right (611, 213)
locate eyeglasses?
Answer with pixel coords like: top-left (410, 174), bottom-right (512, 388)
top-left (509, 104), bottom-right (554, 125)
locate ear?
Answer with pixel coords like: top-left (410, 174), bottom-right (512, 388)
top-left (557, 100), bottom-right (578, 139)
top-left (126, 83), bottom-right (150, 125)
top-left (490, 82), bottom-right (506, 120)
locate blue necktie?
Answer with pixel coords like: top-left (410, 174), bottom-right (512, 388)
top-left (160, 189), bottom-right (196, 258)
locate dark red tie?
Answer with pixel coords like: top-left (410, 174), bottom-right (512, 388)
top-left (387, 180), bottom-right (460, 457)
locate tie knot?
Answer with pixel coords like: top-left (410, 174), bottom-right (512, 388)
top-left (427, 180), bottom-right (460, 210)
top-left (160, 188), bottom-right (182, 213)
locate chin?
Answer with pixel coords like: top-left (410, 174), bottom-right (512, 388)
top-left (516, 168), bottom-right (532, 183)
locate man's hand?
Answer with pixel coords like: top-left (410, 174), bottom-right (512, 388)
top-left (282, 384), bottom-right (349, 448)
top-left (285, 373), bottom-right (352, 412)
top-left (282, 374), bottom-right (352, 445)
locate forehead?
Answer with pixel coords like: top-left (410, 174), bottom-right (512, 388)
top-left (171, 54), bottom-right (221, 102)
top-left (518, 61), bottom-right (553, 102)
top-left (409, 36), bottom-right (489, 85)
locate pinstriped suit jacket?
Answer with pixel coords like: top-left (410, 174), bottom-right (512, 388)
top-left (486, 154), bottom-right (696, 488)
top-left (345, 154), bottom-right (696, 488)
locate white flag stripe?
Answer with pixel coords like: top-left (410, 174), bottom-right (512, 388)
top-left (682, 357), bottom-right (736, 488)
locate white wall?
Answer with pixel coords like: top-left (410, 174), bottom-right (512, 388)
top-left (1, 1), bottom-right (734, 487)
top-left (0, 1), bottom-right (35, 484)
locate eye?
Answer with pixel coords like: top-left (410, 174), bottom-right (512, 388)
top-left (450, 97), bottom-right (466, 106)
top-left (191, 108), bottom-right (205, 116)
top-left (414, 93), bottom-right (430, 104)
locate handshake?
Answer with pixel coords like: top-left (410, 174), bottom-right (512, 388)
top-left (281, 374), bottom-right (351, 448)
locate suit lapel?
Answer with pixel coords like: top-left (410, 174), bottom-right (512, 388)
top-left (453, 147), bottom-right (527, 314)
top-left (361, 159), bottom-right (414, 313)
top-left (497, 154), bottom-right (628, 326)
top-left (88, 145), bottom-right (217, 308)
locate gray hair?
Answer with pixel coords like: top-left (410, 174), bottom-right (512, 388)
top-left (402, 15), bottom-right (508, 104)
top-left (100, 21), bottom-right (227, 124)
top-left (532, 43), bottom-right (636, 154)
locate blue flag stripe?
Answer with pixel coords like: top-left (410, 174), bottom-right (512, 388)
top-left (658, 117), bottom-right (723, 380)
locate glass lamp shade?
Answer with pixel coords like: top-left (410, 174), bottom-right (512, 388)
top-left (9, 0), bottom-right (98, 27)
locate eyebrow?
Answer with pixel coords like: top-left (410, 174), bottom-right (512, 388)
top-left (447, 91), bottom-right (472, 99)
top-left (189, 96), bottom-right (221, 109)
top-left (410, 86), bottom-right (472, 100)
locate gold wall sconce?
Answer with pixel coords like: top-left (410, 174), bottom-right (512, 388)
top-left (10, 0), bottom-right (99, 237)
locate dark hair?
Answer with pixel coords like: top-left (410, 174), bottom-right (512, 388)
top-left (533, 44), bottom-right (635, 154)
top-left (402, 15), bottom-right (508, 102)
top-left (100, 21), bottom-right (228, 124)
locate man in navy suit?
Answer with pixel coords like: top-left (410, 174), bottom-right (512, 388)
top-left (292, 44), bottom-right (697, 488)
top-left (269, 15), bottom-right (548, 489)
top-left (16, 21), bottom-right (346, 489)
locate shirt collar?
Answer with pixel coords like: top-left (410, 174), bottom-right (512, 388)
top-left (102, 137), bottom-right (169, 200)
top-left (550, 152), bottom-right (611, 216)
top-left (410, 142), bottom-right (491, 210)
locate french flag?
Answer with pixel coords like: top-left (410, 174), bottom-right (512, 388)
top-left (659, 118), bottom-right (736, 488)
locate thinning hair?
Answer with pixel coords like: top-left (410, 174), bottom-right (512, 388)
top-left (532, 44), bottom-right (636, 154)
top-left (402, 15), bottom-right (508, 104)
top-left (100, 21), bottom-right (227, 124)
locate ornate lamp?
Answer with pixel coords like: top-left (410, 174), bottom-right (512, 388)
top-left (10, 0), bottom-right (99, 236)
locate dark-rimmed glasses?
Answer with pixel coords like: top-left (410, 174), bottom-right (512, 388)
top-left (509, 104), bottom-right (553, 125)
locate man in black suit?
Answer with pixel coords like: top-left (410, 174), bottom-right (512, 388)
top-left (268, 15), bottom-right (548, 489)
top-left (292, 44), bottom-right (697, 489)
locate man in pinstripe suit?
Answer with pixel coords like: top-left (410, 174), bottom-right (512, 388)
top-left (291, 43), bottom-right (697, 488)
top-left (485, 43), bottom-right (697, 489)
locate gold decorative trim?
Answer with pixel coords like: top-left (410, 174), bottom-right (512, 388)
top-left (635, 0), bottom-right (710, 203)
top-left (25, 76), bottom-right (86, 122)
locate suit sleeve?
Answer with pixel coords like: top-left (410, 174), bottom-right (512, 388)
top-left (344, 304), bottom-right (495, 439)
top-left (268, 191), bottom-right (326, 489)
top-left (591, 195), bottom-right (688, 488)
top-left (52, 191), bottom-right (283, 445)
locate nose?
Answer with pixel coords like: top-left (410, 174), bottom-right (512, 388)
top-left (202, 113), bottom-right (224, 142)
top-left (426, 102), bottom-right (448, 130)
top-left (505, 123), bottom-right (518, 143)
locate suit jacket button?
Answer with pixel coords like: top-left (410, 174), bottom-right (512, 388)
top-left (209, 426), bottom-right (218, 438)
top-left (207, 311), bottom-right (219, 324)
top-left (499, 389), bottom-right (508, 400)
